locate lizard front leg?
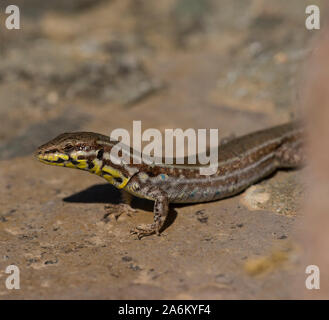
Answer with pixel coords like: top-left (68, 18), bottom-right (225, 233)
top-left (130, 186), bottom-right (169, 239)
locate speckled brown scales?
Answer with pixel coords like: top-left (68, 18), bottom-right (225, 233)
top-left (37, 121), bottom-right (304, 238)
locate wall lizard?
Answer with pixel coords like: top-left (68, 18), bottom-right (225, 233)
top-left (37, 121), bottom-right (304, 238)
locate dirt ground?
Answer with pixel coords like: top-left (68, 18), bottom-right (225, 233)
top-left (0, 0), bottom-right (322, 299)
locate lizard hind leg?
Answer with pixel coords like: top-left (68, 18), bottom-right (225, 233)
top-left (275, 141), bottom-right (305, 168)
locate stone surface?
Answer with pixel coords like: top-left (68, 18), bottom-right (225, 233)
top-left (0, 0), bottom-right (315, 299)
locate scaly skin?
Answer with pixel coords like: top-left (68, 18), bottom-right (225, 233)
top-left (36, 121), bottom-right (304, 238)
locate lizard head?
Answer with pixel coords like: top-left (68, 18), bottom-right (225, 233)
top-left (36, 132), bottom-right (132, 189)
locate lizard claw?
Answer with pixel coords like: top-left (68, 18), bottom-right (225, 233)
top-left (130, 223), bottom-right (159, 239)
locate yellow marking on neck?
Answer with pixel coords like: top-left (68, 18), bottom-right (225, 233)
top-left (117, 179), bottom-right (129, 189)
top-left (102, 174), bottom-right (129, 189)
top-left (90, 159), bottom-right (103, 175)
top-left (102, 165), bottom-right (121, 177)
top-left (76, 159), bottom-right (88, 169)
top-left (62, 160), bottom-right (88, 169)
top-left (102, 165), bottom-right (129, 189)
top-left (64, 160), bottom-right (87, 169)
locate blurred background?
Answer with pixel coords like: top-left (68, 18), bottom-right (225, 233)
top-left (0, 0), bottom-right (326, 299)
top-left (0, 0), bottom-right (315, 157)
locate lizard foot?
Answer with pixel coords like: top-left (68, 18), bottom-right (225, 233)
top-left (103, 203), bottom-right (137, 222)
top-left (130, 223), bottom-right (159, 239)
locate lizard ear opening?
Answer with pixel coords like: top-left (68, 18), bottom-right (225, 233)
top-left (97, 148), bottom-right (104, 160)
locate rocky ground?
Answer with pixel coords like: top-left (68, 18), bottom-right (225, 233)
top-left (0, 0), bottom-right (321, 299)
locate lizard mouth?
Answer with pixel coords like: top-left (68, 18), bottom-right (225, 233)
top-left (37, 152), bottom-right (69, 165)
top-left (39, 157), bottom-right (66, 164)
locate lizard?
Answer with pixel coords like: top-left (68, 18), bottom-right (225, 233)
top-left (36, 121), bottom-right (304, 238)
